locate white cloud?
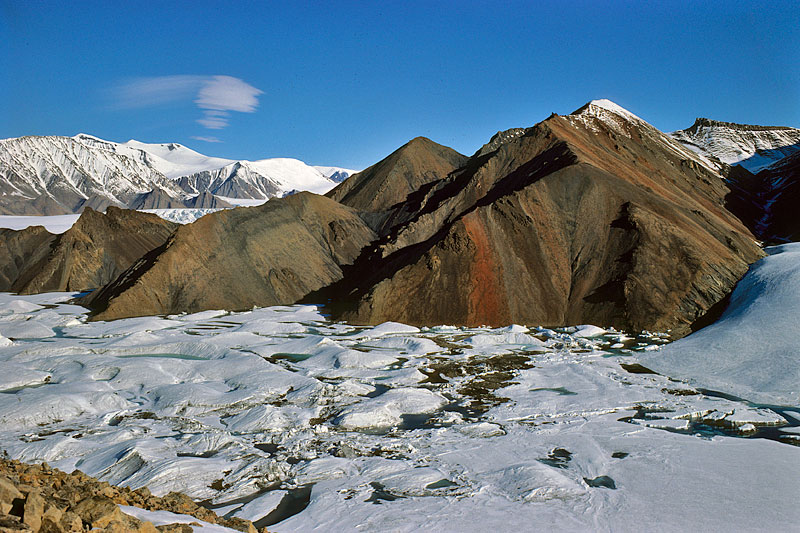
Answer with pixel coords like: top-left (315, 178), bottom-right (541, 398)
top-left (197, 114), bottom-right (229, 129)
top-left (190, 136), bottom-right (223, 143)
top-left (113, 75), bottom-right (206, 108)
top-left (113, 75), bottom-right (262, 131)
top-left (195, 76), bottom-right (263, 112)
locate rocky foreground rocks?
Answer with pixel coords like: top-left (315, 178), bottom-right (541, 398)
top-left (0, 456), bottom-right (266, 533)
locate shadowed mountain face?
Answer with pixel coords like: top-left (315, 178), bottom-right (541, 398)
top-left (84, 192), bottom-right (377, 321)
top-left (326, 137), bottom-right (467, 232)
top-left (0, 207), bottom-right (178, 294)
top-left (726, 150), bottom-right (800, 244)
top-left (0, 226), bottom-right (55, 290)
top-left (315, 102), bottom-right (763, 337)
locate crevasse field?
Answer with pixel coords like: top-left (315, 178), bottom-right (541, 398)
top-left (1, 250), bottom-right (799, 531)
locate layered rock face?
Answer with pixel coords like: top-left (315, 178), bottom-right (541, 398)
top-left (318, 101), bottom-right (763, 337)
top-left (0, 207), bottom-right (178, 294)
top-left (0, 226), bottom-right (54, 291)
top-left (85, 192), bottom-right (377, 321)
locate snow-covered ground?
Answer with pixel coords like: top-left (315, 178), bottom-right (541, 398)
top-left (0, 290), bottom-right (797, 531)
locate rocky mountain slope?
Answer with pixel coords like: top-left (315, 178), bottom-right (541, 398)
top-left (0, 134), bottom-right (352, 215)
top-left (326, 137), bottom-right (467, 231)
top-left (725, 150), bottom-right (800, 243)
top-left (671, 118), bottom-right (800, 173)
top-left (0, 207), bottom-right (178, 294)
top-left (315, 100), bottom-right (763, 336)
top-left (84, 193), bottom-right (376, 321)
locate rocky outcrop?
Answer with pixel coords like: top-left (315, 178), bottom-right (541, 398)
top-left (0, 207), bottom-right (178, 294)
top-left (326, 137), bottom-right (467, 232)
top-left (129, 188), bottom-right (185, 210)
top-left (0, 456), bottom-right (266, 532)
top-left (316, 101), bottom-right (764, 337)
top-left (84, 192), bottom-right (377, 321)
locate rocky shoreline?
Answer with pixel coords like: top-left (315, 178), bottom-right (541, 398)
top-left (0, 455), bottom-right (266, 532)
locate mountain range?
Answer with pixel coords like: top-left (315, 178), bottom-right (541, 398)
top-left (1, 99), bottom-right (799, 336)
top-left (0, 133), bottom-right (356, 215)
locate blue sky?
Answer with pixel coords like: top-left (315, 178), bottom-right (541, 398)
top-left (1, 1), bottom-right (798, 169)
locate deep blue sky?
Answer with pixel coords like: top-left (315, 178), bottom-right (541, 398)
top-left (1, 1), bottom-right (798, 169)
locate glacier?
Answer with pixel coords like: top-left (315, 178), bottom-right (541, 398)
top-left (0, 290), bottom-right (797, 531)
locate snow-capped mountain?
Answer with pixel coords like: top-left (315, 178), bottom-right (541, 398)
top-left (314, 166), bottom-right (358, 183)
top-left (568, 99), bottom-right (722, 173)
top-left (671, 118), bottom-right (800, 173)
top-left (0, 135), bottom-right (184, 215)
top-left (0, 134), bottom-right (351, 215)
top-left (175, 158), bottom-right (343, 200)
top-left (74, 134), bottom-right (235, 179)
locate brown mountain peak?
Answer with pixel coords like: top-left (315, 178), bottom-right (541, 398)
top-left (327, 136), bottom-right (467, 218)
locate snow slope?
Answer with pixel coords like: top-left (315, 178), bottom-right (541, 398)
top-left (176, 158), bottom-right (339, 199)
top-left (313, 165), bottom-right (358, 183)
top-left (0, 209), bottom-right (219, 233)
top-left (642, 243), bottom-right (800, 406)
top-left (77, 134), bottom-right (342, 198)
top-left (76, 134), bottom-right (235, 179)
top-left (671, 118), bottom-right (800, 173)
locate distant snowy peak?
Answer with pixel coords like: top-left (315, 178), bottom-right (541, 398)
top-left (670, 118), bottom-right (800, 173)
top-left (572, 99), bottom-right (647, 126)
top-left (77, 135), bottom-right (344, 197)
top-left (175, 158), bottom-right (339, 200)
top-left (313, 166), bottom-right (359, 183)
top-left (568, 99), bottom-right (720, 173)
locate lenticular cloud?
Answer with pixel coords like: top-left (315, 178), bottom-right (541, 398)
top-left (113, 75), bottom-right (263, 131)
top-left (195, 76), bottom-right (262, 113)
